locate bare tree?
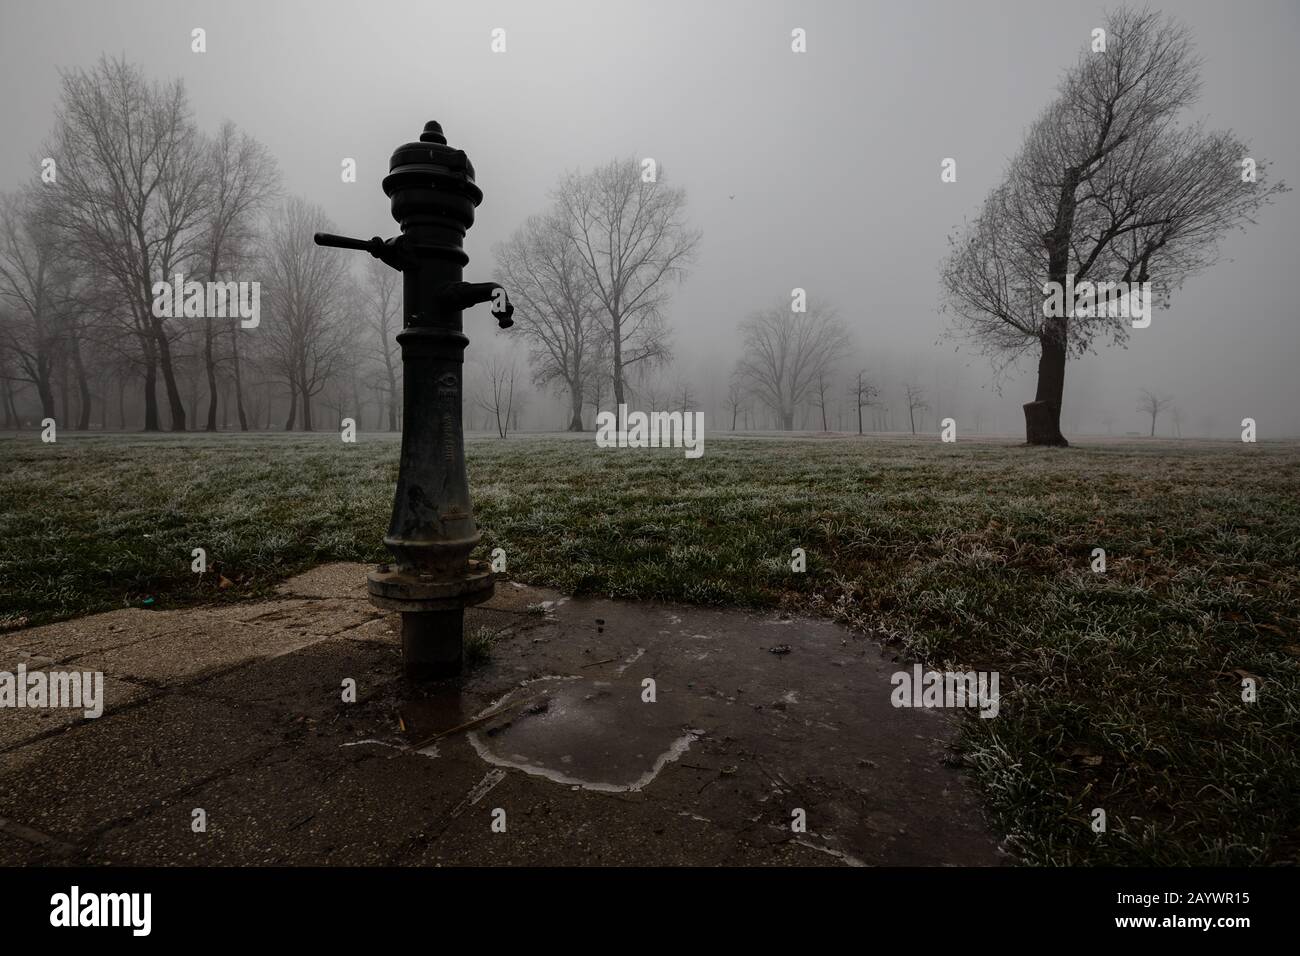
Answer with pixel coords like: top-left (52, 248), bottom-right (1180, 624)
top-left (0, 188), bottom-right (76, 420)
top-left (850, 370), bottom-right (879, 435)
top-left (362, 257), bottom-right (402, 431)
top-left (0, 335), bottom-right (25, 427)
top-left (941, 8), bottom-right (1286, 446)
top-left (319, 348), bottom-right (365, 433)
top-left (555, 157), bottom-right (700, 408)
top-left (724, 368), bottom-right (746, 430)
top-left (475, 353), bottom-right (520, 439)
top-left (196, 121), bottom-right (279, 431)
top-left (47, 56), bottom-right (215, 431)
top-left (495, 212), bottom-right (600, 430)
top-left (260, 198), bottom-right (352, 431)
top-left (639, 376), bottom-right (667, 414)
top-left (672, 374), bottom-right (696, 413)
top-left (1171, 405), bottom-right (1185, 438)
top-left (904, 382), bottom-right (930, 435)
top-left (736, 299), bottom-right (850, 431)
top-left (813, 371), bottom-right (832, 431)
top-left (1138, 388), bottom-right (1173, 437)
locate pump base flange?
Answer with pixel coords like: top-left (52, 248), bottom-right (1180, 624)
top-left (366, 560), bottom-right (495, 612)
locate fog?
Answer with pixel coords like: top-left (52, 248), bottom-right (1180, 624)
top-left (2, 0), bottom-right (1296, 437)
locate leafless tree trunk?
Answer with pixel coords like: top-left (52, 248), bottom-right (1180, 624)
top-left (230, 332), bottom-right (249, 430)
top-left (70, 325), bottom-right (91, 429)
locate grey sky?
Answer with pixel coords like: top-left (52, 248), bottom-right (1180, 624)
top-left (1, 0), bottom-right (1296, 435)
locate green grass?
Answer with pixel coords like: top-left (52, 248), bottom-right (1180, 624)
top-left (464, 623), bottom-right (509, 669)
top-left (2, 430), bottom-right (1298, 865)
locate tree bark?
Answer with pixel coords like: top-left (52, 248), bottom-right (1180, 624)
top-left (284, 376), bottom-right (297, 431)
top-left (154, 321), bottom-right (186, 431)
top-left (36, 362), bottom-right (55, 420)
top-left (611, 329), bottom-right (625, 409)
top-left (58, 354), bottom-right (70, 426)
top-left (1024, 324), bottom-right (1069, 447)
top-left (204, 317), bottom-right (219, 431)
top-left (142, 360), bottom-right (159, 430)
top-left (1025, 166), bottom-right (1079, 447)
top-left (567, 378), bottom-right (584, 431)
top-left (72, 333), bottom-right (91, 430)
top-left (227, 331), bottom-right (248, 430)
top-left (382, 349), bottom-right (399, 431)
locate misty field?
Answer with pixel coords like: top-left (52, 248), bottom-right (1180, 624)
top-left (2, 431), bottom-right (1298, 865)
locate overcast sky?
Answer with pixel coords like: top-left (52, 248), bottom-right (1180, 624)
top-left (1, 0), bottom-right (1296, 436)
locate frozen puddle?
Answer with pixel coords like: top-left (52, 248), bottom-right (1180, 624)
top-left (340, 737), bottom-right (440, 758)
top-left (467, 676), bottom-right (699, 793)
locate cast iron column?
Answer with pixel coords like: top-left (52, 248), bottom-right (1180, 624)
top-left (315, 120), bottom-right (512, 678)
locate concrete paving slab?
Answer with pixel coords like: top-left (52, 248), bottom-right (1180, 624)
top-left (205, 598), bottom-right (383, 637)
top-left (275, 564), bottom-right (370, 600)
top-left (66, 600), bottom-right (381, 685)
top-left (0, 649), bottom-right (154, 752)
top-left (340, 615), bottom-right (398, 644)
top-left (91, 746), bottom-right (484, 866)
top-left (0, 563), bottom-right (1006, 866)
top-left (0, 608), bottom-right (189, 661)
top-left (193, 635), bottom-right (405, 725)
top-left (0, 694), bottom-right (279, 841)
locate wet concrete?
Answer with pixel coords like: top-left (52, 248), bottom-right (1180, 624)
top-left (465, 675), bottom-right (700, 792)
top-left (0, 564), bottom-right (1007, 866)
